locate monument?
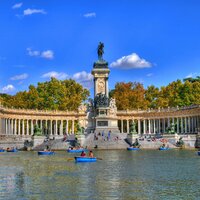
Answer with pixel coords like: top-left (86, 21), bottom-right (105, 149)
top-left (87, 42), bottom-right (120, 133)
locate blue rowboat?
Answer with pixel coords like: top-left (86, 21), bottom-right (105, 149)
top-left (198, 151), bottom-right (200, 156)
top-left (7, 149), bottom-right (18, 152)
top-left (0, 149), bottom-right (5, 152)
top-left (38, 151), bottom-right (55, 155)
top-left (67, 149), bottom-right (88, 153)
top-left (159, 147), bottom-right (170, 150)
top-left (127, 147), bottom-right (140, 151)
top-left (75, 156), bottom-right (97, 162)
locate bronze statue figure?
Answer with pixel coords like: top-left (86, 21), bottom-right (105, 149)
top-left (97, 42), bottom-right (104, 60)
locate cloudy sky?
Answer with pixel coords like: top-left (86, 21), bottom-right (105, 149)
top-left (0, 0), bottom-right (200, 96)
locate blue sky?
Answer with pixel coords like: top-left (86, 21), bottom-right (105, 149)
top-left (0, 0), bottom-right (200, 97)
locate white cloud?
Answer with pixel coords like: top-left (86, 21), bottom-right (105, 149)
top-left (23, 8), bottom-right (46, 16)
top-left (72, 71), bottom-right (93, 88)
top-left (83, 12), bottom-right (96, 18)
top-left (27, 48), bottom-right (40, 57)
top-left (10, 73), bottom-right (28, 81)
top-left (27, 48), bottom-right (54, 59)
top-left (110, 53), bottom-right (152, 69)
top-left (41, 50), bottom-right (54, 59)
top-left (185, 72), bottom-right (198, 78)
top-left (12, 2), bottom-right (23, 9)
top-left (146, 73), bottom-right (153, 77)
top-left (2, 85), bottom-right (15, 93)
top-left (42, 71), bottom-right (68, 80)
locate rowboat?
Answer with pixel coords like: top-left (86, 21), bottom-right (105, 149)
top-left (127, 147), bottom-right (140, 151)
top-left (0, 149), bottom-right (5, 152)
top-left (38, 151), bottom-right (55, 155)
top-left (67, 149), bottom-right (88, 153)
top-left (159, 147), bottom-right (170, 150)
top-left (7, 149), bottom-right (18, 152)
top-left (74, 156), bottom-right (97, 162)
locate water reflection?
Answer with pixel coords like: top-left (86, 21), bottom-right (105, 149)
top-left (0, 150), bottom-right (199, 200)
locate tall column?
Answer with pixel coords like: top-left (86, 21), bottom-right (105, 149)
top-left (55, 120), bottom-right (58, 135)
top-left (45, 120), bottom-right (48, 135)
top-left (177, 118), bottom-right (179, 134)
top-left (66, 120), bottom-right (68, 134)
top-left (168, 118), bottom-right (170, 128)
top-left (148, 119), bottom-right (151, 134)
top-left (72, 120), bottom-right (74, 134)
top-left (106, 78), bottom-right (109, 97)
top-left (60, 120), bottom-right (63, 135)
top-left (18, 119), bottom-right (21, 135)
top-left (158, 119), bottom-right (161, 134)
top-left (26, 120), bottom-right (29, 135)
top-left (188, 117), bottom-right (191, 133)
top-left (185, 117), bottom-right (187, 133)
top-left (50, 120), bottom-right (52, 135)
top-left (153, 119), bottom-right (156, 134)
top-left (181, 117), bottom-right (183, 133)
top-left (143, 119), bottom-right (146, 134)
top-left (138, 119), bottom-right (141, 134)
top-left (8, 119), bottom-right (10, 134)
top-left (11, 119), bottom-right (13, 135)
top-left (14, 119), bottom-right (17, 135)
top-left (31, 120), bottom-right (34, 135)
top-left (22, 120), bottom-right (24, 135)
top-left (121, 120), bottom-right (123, 133)
top-left (127, 120), bottom-right (129, 133)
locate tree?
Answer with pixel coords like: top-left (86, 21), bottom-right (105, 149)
top-left (145, 85), bottom-right (159, 108)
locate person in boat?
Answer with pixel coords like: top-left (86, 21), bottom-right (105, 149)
top-left (80, 151), bottom-right (86, 157)
top-left (88, 150), bottom-right (94, 158)
top-left (131, 138), bottom-right (140, 147)
top-left (161, 143), bottom-right (166, 148)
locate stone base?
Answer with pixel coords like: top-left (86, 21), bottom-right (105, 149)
top-left (32, 136), bottom-right (46, 147)
top-left (126, 134), bottom-right (138, 145)
top-left (76, 134), bottom-right (86, 146)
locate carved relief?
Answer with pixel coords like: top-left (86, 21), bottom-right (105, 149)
top-left (109, 98), bottom-right (117, 116)
top-left (97, 78), bottom-right (105, 94)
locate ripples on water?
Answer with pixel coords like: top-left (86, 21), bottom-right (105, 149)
top-left (0, 150), bottom-right (199, 200)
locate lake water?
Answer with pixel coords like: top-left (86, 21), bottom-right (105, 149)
top-left (0, 150), bottom-right (199, 200)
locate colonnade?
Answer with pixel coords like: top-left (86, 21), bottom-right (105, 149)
top-left (0, 118), bottom-right (77, 136)
top-left (119, 116), bottom-right (200, 134)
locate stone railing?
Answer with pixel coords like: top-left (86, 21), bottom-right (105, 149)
top-left (117, 105), bottom-right (200, 114)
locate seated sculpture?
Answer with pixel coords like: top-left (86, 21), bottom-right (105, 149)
top-left (176, 137), bottom-right (184, 147)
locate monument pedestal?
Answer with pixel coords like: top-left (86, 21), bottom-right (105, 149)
top-left (32, 136), bottom-right (46, 148)
top-left (127, 134), bottom-right (138, 145)
top-left (76, 134), bottom-right (86, 146)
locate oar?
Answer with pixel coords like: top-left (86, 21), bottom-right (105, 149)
top-left (67, 158), bottom-right (74, 161)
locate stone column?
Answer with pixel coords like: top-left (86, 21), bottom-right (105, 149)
top-left (168, 118), bottom-right (170, 129)
top-left (148, 119), bottom-right (151, 134)
top-left (55, 120), bottom-right (58, 135)
top-left (138, 119), bottom-right (141, 134)
top-left (185, 117), bottom-right (187, 133)
top-left (66, 120), bottom-right (68, 134)
top-left (18, 119), bottom-right (21, 135)
top-left (26, 120), bottom-right (29, 135)
top-left (105, 78), bottom-right (109, 97)
top-left (143, 119), bottom-right (146, 134)
top-left (127, 120), bottom-right (129, 133)
top-left (7, 119), bottom-right (10, 134)
top-left (158, 119), bottom-right (161, 134)
top-left (121, 120), bottom-right (123, 133)
top-left (177, 118), bottom-right (179, 134)
top-left (11, 119), bottom-right (13, 135)
top-left (72, 120), bottom-right (74, 134)
top-left (22, 119), bottom-right (24, 135)
top-left (50, 120), bottom-right (52, 135)
top-left (188, 117), bottom-right (191, 133)
top-left (14, 119), bottom-right (17, 135)
top-left (45, 120), bottom-right (48, 135)
top-left (153, 119), bottom-right (156, 134)
top-left (31, 120), bottom-right (34, 135)
top-left (60, 120), bottom-right (63, 135)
